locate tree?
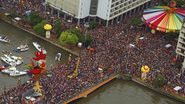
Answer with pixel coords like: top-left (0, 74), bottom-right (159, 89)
top-left (65, 34), bottom-right (79, 46)
top-left (131, 17), bottom-right (143, 26)
top-left (33, 20), bottom-right (47, 36)
top-left (83, 34), bottom-right (93, 47)
top-left (67, 28), bottom-right (81, 36)
top-left (174, 0), bottom-right (184, 7)
top-left (53, 19), bottom-right (62, 37)
top-left (88, 21), bottom-right (98, 29)
top-left (8, 9), bottom-right (19, 18)
top-left (164, 32), bottom-right (179, 41)
top-left (29, 12), bottom-right (43, 26)
top-left (161, 0), bottom-right (168, 5)
top-left (153, 75), bottom-right (167, 88)
top-left (67, 28), bottom-right (82, 41)
top-left (59, 31), bottom-right (79, 46)
top-left (67, 28), bottom-right (93, 47)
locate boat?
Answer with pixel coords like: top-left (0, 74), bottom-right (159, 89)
top-left (14, 44), bottom-right (29, 52)
top-left (0, 65), bottom-right (6, 71)
top-left (32, 42), bottom-right (47, 54)
top-left (1, 66), bottom-right (27, 76)
top-left (9, 70), bottom-right (27, 77)
top-left (1, 54), bottom-right (23, 66)
top-left (0, 35), bottom-right (10, 43)
top-left (1, 66), bottom-right (17, 74)
top-left (2, 50), bottom-right (12, 55)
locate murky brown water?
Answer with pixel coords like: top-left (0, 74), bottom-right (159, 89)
top-left (74, 79), bottom-right (183, 104)
top-left (0, 20), bottom-right (70, 93)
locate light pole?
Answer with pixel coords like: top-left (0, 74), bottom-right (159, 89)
top-left (0, 0), bottom-right (4, 7)
top-left (84, 23), bottom-right (89, 47)
top-left (67, 42), bottom-right (82, 79)
top-left (25, 10), bottom-right (31, 21)
top-left (125, 44), bottom-right (135, 73)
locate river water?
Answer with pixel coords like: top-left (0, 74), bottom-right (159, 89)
top-left (0, 20), bottom-right (70, 93)
top-left (0, 21), bottom-right (182, 104)
top-left (74, 79), bottom-right (183, 104)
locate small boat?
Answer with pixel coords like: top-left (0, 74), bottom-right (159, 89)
top-left (14, 44), bottom-right (29, 52)
top-left (1, 66), bottom-right (27, 76)
top-left (0, 35), bottom-right (10, 43)
top-left (1, 66), bottom-right (17, 74)
top-left (0, 65), bottom-right (6, 70)
top-left (2, 50), bottom-right (12, 55)
top-left (9, 70), bottom-right (27, 77)
top-left (32, 42), bottom-right (47, 54)
top-left (1, 54), bottom-right (23, 66)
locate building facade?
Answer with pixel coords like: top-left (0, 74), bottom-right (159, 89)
top-left (176, 19), bottom-right (185, 74)
top-left (46, 0), bottom-right (151, 26)
top-left (176, 19), bottom-right (185, 56)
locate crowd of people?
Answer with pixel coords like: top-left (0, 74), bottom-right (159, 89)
top-left (0, 0), bottom-right (185, 103)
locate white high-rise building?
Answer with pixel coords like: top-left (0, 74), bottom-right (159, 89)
top-left (176, 19), bottom-right (185, 56)
top-left (46, 0), bottom-right (151, 25)
top-left (176, 19), bottom-right (185, 75)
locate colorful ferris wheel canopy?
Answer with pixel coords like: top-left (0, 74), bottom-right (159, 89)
top-left (143, 6), bottom-right (185, 32)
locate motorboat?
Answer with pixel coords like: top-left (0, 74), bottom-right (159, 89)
top-left (1, 55), bottom-right (15, 66)
top-left (32, 42), bottom-right (47, 54)
top-left (9, 70), bottom-right (27, 77)
top-left (1, 66), bottom-right (17, 74)
top-left (1, 66), bottom-right (27, 76)
top-left (2, 50), bottom-right (12, 55)
top-left (14, 44), bottom-right (29, 52)
top-left (0, 35), bottom-right (10, 43)
top-left (1, 54), bottom-right (23, 66)
top-left (0, 65), bottom-right (6, 71)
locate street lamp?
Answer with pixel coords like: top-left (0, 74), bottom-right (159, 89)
top-left (25, 10), bottom-right (31, 21)
top-left (125, 44), bottom-right (136, 72)
top-left (84, 23), bottom-right (89, 47)
top-left (67, 42), bottom-right (82, 79)
top-left (78, 41), bottom-right (82, 54)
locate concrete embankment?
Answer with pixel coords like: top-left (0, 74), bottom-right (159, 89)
top-left (1, 14), bottom-right (185, 104)
top-left (63, 74), bottom-right (118, 104)
top-left (132, 77), bottom-right (185, 104)
top-left (0, 15), bottom-right (79, 56)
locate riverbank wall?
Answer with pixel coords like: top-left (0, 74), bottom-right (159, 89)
top-left (119, 74), bottom-right (185, 103)
top-left (63, 73), bottom-right (185, 104)
top-left (1, 14), bottom-right (185, 104)
top-left (63, 74), bottom-right (118, 104)
top-left (132, 78), bottom-right (185, 103)
top-left (0, 15), bottom-right (79, 56)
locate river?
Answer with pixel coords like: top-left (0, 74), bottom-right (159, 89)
top-left (74, 79), bottom-right (183, 104)
top-left (0, 20), bottom-right (183, 104)
top-left (0, 20), bottom-right (71, 93)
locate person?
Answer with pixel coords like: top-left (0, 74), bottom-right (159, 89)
top-left (68, 54), bottom-right (72, 64)
top-left (55, 53), bottom-right (61, 62)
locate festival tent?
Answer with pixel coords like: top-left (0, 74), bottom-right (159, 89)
top-left (143, 5), bottom-right (185, 32)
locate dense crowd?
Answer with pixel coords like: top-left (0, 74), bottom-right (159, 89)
top-left (0, 0), bottom-right (185, 103)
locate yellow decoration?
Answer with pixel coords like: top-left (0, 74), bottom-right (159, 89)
top-left (44, 24), bottom-right (52, 31)
top-left (33, 81), bottom-right (43, 94)
top-left (151, 29), bottom-right (156, 34)
top-left (141, 65), bottom-right (150, 73)
top-left (67, 57), bottom-right (80, 79)
top-left (74, 57), bottom-right (80, 76)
